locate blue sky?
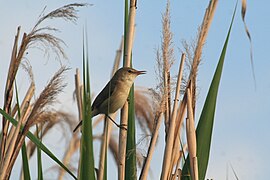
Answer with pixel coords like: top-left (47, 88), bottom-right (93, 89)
top-left (0, 0), bottom-right (269, 179)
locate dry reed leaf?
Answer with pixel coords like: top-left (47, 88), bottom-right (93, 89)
top-left (241, 0), bottom-right (255, 87)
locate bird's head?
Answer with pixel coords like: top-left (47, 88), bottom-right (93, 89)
top-left (115, 67), bottom-right (146, 83)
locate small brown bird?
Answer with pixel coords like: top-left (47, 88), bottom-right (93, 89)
top-left (73, 67), bottom-right (146, 132)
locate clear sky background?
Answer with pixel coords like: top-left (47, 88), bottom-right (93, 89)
top-left (0, 0), bottom-right (269, 179)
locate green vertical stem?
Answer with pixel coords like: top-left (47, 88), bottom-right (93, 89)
top-left (79, 31), bottom-right (95, 180)
top-left (21, 142), bottom-right (31, 180)
top-left (125, 85), bottom-right (137, 179)
top-left (36, 125), bottom-right (43, 180)
top-left (123, 0), bottom-right (129, 65)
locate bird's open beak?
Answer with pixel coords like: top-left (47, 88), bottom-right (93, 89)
top-left (135, 70), bottom-right (146, 75)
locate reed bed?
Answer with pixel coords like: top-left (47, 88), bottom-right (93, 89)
top-left (0, 0), bottom-right (251, 179)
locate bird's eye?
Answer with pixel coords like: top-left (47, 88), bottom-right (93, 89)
top-left (128, 70), bottom-right (132, 73)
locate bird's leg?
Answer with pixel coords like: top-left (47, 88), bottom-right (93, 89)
top-left (106, 115), bottom-right (127, 131)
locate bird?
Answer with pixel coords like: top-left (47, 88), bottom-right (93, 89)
top-left (73, 67), bottom-right (146, 132)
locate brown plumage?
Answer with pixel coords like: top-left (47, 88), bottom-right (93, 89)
top-left (73, 67), bottom-right (146, 132)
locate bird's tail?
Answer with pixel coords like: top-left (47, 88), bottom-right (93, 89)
top-left (73, 121), bottom-right (82, 132)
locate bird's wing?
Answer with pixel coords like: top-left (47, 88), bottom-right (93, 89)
top-left (92, 78), bottom-right (117, 109)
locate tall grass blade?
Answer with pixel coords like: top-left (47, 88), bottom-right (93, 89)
top-left (36, 125), bottom-right (43, 180)
top-left (0, 108), bottom-right (77, 179)
top-left (21, 142), bottom-right (31, 180)
top-left (79, 30), bottom-right (95, 180)
top-left (230, 163), bottom-right (240, 180)
top-left (125, 84), bottom-right (137, 179)
top-left (182, 3), bottom-right (237, 180)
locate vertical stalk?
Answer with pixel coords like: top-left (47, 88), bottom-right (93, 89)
top-left (161, 54), bottom-right (185, 179)
top-left (119, 0), bottom-right (137, 180)
top-left (139, 113), bottom-right (163, 180)
top-left (98, 44), bottom-right (122, 180)
top-left (186, 88), bottom-right (198, 180)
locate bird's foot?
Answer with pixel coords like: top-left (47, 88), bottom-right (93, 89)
top-left (118, 123), bottom-right (127, 131)
top-left (106, 115), bottom-right (127, 131)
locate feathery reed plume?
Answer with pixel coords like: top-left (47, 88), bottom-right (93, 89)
top-left (24, 67), bottom-right (68, 130)
top-left (135, 89), bottom-right (158, 134)
top-left (1, 3), bottom-right (86, 163)
top-left (189, 0), bottom-right (217, 114)
top-left (162, 0), bottom-right (174, 134)
top-left (155, 0), bottom-right (175, 137)
top-left (26, 111), bottom-right (75, 158)
top-left (20, 60), bottom-right (35, 84)
top-left (0, 67), bottom-right (69, 179)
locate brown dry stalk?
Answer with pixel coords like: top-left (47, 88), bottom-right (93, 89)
top-left (1, 27), bottom-right (21, 161)
top-left (75, 68), bottom-right (83, 122)
top-left (161, 53), bottom-right (185, 180)
top-left (98, 38), bottom-right (122, 180)
top-left (5, 83), bottom-right (35, 155)
top-left (98, 117), bottom-right (113, 180)
top-left (186, 88), bottom-right (198, 180)
top-left (119, 0), bottom-right (137, 179)
top-left (167, 54), bottom-right (186, 176)
top-left (58, 135), bottom-right (80, 180)
top-left (168, 137), bottom-right (180, 178)
top-left (118, 102), bottom-right (129, 180)
top-left (0, 107), bottom-right (24, 179)
top-left (123, 0), bottom-right (137, 67)
top-left (170, 96), bottom-right (187, 175)
top-left (139, 112), bottom-right (163, 180)
top-left (74, 68), bottom-right (83, 177)
top-left (172, 145), bottom-right (187, 180)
